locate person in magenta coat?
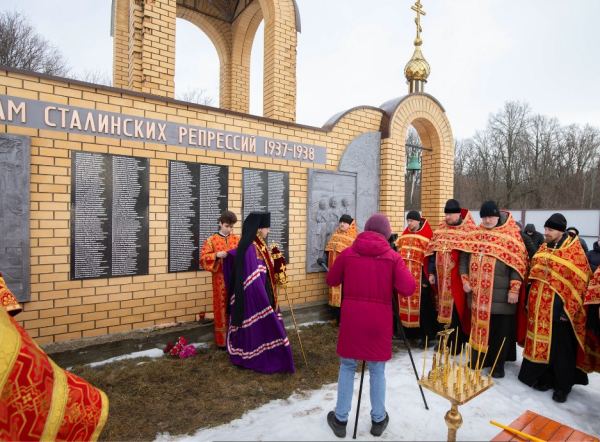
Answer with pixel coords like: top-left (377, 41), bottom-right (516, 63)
top-left (325, 214), bottom-right (416, 438)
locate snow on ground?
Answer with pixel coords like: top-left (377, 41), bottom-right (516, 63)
top-left (286, 320), bottom-right (329, 331)
top-left (155, 347), bottom-right (600, 441)
top-left (87, 342), bottom-right (209, 368)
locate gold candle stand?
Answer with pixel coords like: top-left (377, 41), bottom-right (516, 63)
top-left (417, 326), bottom-right (497, 442)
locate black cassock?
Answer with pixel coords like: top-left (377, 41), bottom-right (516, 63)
top-left (518, 320), bottom-right (588, 394)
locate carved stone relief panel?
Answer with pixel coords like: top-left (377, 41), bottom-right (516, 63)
top-left (306, 169), bottom-right (357, 273)
top-left (0, 134), bottom-right (30, 302)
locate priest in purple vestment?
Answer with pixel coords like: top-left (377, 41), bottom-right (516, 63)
top-left (223, 211), bottom-right (295, 374)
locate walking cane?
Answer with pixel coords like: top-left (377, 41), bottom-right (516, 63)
top-left (270, 242), bottom-right (308, 367)
top-left (353, 360), bottom-right (366, 440)
top-left (283, 285), bottom-right (308, 367)
top-left (392, 294), bottom-right (429, 410)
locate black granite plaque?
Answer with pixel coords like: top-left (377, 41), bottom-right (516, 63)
top-left (168, 161), bottom-right (199, 273)
top-left (168, 161), bottom-right (229, 273)
top-left (198, 164), bottom-right (229, 270)
top-left (112, 156), bottom-right (150, 276)
top-left (71, 151), bottom-right (149, 280)
top-left (242, 168), bottom-right (290, 261)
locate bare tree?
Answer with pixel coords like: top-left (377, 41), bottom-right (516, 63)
top-left (488, 101), bottom-right (530, 208)
top-left (176, 87), bottom-right (215, 106)
top-left (454, 100), bottom-right (600, 211)
top-left (523, 114), bottom-right (561, 208)
top-left (73, 69), bottom-right (112, 86)
top-left (0, 11), bottom-right (69, 76)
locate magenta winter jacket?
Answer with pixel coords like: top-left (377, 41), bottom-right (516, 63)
top-left (326, 231), bottom-right (416, 362)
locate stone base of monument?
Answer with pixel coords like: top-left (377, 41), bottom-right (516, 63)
top-left (43, 300), bottom-right (335, 368)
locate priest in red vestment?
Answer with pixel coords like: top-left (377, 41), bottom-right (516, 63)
top-left (459, 202), bottom-right (529, 378)
top-left (200, 210), bottom-right (240, 348)
top-left (396, 211), bottom-right (436, 347)
top-left (0, 273), bottom-right (109, 441)
top-left (425, 199), bottom-right (476, 348)
top-left (325, 214), bottom-right (358, 324)
top-left (518, 213), bottom-right (593, 403)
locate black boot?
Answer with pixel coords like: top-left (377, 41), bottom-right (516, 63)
top-left (532, 381), bottom-right (552, 392)
top-left (491, 365), bottom-right (505, 378)
top-left (552, 390), bottom-right (568, 403)
top-left (327, 411), bottom-right (347, 438)
top-left (370, 412), bottom-right (389, 437)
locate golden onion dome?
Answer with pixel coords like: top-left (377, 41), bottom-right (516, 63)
top-left (404, 39), bottom-right (430, 82)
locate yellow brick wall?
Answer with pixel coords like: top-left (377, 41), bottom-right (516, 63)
top-left (1, 69), bottom-right (414, 344)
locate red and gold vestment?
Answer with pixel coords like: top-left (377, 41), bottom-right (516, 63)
top-left (0, 272), bottom-right (21, 316)
top-left (586, 266), bottom-right (600, 306)
top-left (425, 209), bottom-right (476, 335)
top-left (584, 266), bottom-right (600, 372)
top-left (459, 212), bottom-right (529, 351)
top-left (396, 218), bottom-right (433, 327)
top-left (523, 236), bottom-right (599, 373)
top-left (324, 221), bottom-right (358, 307)
top-left (0, 284), bottom-right (108, 441)
top-left (254, 234), bottom-right (279, 310)
top-left (200, 232), bottom-right (240, 347)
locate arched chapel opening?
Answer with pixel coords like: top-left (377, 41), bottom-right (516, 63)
top-left (112, 0), bottom-right (300, 122)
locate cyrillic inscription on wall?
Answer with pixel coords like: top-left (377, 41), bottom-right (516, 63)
top-left (0, 134), bottom-right (30, 301)
top-left (70, 151), bottom-right (150, 280)
top-left (168, 161), bottom-right (229, 273)
top-left (242, 168), bottom-right (290, 261)
top-left (0, 95), bottom-right (327, 165)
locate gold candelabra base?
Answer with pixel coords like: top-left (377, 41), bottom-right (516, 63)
top-left (417, 325), bottom-right (501, 442)
top-left (444, 404), bottom-right (462, 442)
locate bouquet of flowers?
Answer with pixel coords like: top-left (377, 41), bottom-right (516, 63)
top-left (164, 336), bottom-right (197, 358)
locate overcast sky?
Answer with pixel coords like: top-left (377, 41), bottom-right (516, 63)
top-left (4, 0), bottom-right (600, 140)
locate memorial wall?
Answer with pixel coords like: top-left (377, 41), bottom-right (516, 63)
top-left (0, 67), bottom-right (443, 344)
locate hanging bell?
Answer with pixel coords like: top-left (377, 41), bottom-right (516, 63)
top-left (407, 155), bottom-right (421, 171)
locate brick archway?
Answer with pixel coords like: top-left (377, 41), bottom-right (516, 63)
top-left (112, 0), bottom-right (298, 121)
top-left (230, 2), bottom-right (264, 114)
top-left (380, 93), bottom-right (454, 231)
top-left (176, 7), bottom-right (235, 110)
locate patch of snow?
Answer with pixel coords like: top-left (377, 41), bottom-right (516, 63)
top-left (285, 320), bottom-right (329, 331)
top-left (88, 343), bottom-right (208, 368)
top-left (89, 348), bottom-right (166, 367)
top-left (154, 347), bottom-right (600, 441)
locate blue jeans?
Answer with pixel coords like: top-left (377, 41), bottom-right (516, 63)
top-left (334, 357), bottom-right (386, 423)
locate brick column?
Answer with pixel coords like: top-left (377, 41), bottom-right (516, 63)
top-left (380, 137), bottom-right (406, 234)
top-left (127, 0), bottom-right (176, 98)
top-left (113, 0), bottom-right (130, 89)
top-left (259, 0), bottom-right (297, 122)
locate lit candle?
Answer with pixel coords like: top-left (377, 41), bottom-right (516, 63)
top-left (436, 332), bottom-right (443, 367)
top-left (489, 337), bottom-right (506, 379)
top-left (474, 329), bottom-right (482, 378)
top-left (457, 344), bottom-right (462, 389)
top-left (453, 326), bottom-right (458, 364)
top-left (421, 336), bottom-right (428, 380)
